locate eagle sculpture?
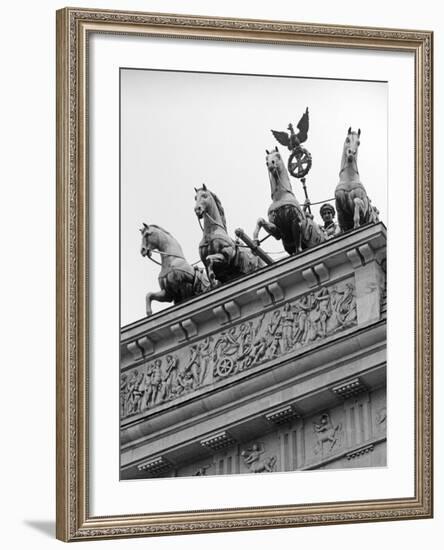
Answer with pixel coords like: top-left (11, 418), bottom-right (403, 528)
top-left (271, 107), bottom-right (310, 151)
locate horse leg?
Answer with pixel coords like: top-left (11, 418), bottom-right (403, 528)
top-left (253, 217), bottom-right (266, 244)
top-left (353, 198), bottom-right (365, 229)
top-left (178, 272), bottom-right (194, 301)
top-left (338, 190), bottom-right (360, 232)
top-left (145, 289), bottom-right (170, 316)
top-left (253, 217), bottom-right (281, 246)
top-left (204, 260), bottom-right (216, 288)
top-left (205, 253), bottom-right (225, 287)
top-left (291, 217), bottom-right (303, 254)
top-left (337, 206), bottom-right (351, 232)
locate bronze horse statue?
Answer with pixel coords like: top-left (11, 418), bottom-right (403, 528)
top-left (253, 147), bottom-right (325, 254)
top-left (335, 128), bottom-right (378, 231)
top-left (140, 223), bottom-right (210, 315)
top-left (194, 184), bottom-right (264, 287)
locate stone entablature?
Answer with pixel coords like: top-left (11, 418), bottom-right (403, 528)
top-left (122, 384), bottom-right (387, 478)
top-left (120, 224), bottom-right (386, 419)
top-left (120, 224), bottom-right (386, 479)
top-left (120, 320), bottom-right (386, 445)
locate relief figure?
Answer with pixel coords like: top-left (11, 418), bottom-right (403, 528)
top-left (241, 443), bottom-right (277, 473)
top-left (313, 412), bottom-right (342, 455)
top-left (121, 280), bottom-right (357, 417)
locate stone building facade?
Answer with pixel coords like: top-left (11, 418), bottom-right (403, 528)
top-left (120, 223), bottom-right (386, 479)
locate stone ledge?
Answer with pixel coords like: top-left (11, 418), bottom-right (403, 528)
top-left (121, 223), bottom-right (387, 359)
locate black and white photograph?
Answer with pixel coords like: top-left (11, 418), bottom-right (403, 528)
top-left (1, 0), bottom-right (439, 546)
top-left (119, 68), bottom-right (387, 480)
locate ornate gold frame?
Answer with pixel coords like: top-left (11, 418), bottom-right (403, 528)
top-left (56, 7), bottom-right (433, 542)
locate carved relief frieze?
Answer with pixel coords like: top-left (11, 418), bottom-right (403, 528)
top-left (312, 412), bottom-right (343, 456)
top-left (121, 279), bottom-right (357, 418)
top-left (375, 407), bottom-right (387, 434)
top-left (241, 443), bottom-right (276, 473)
top-left (377, 256), bottom-right (387, 312)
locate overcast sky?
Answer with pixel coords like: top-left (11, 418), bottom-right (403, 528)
top-left (120, 68), bottom-right (387, 325)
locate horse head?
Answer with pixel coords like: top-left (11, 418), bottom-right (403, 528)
top-left (193, 183), bottom-right (210, 220)
top-left (265, 146), bottom-right (285, 179)
top-left (343, 127), bottom-right (361, 164)
top-left (194, 184), bottom-right (227, 229)
top-left (265, 146), bottom-right (292, 197)
top-left (140, 223), bottom-right (168, 257)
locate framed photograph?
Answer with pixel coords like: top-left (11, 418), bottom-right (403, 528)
top-left (56, 7), bottom-right (433, 541)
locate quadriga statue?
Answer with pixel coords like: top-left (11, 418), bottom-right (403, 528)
top-left (253, 147), bottom-right (325, 254)
top-left (140, 223), bottom-right (210, 315)
top-left (335, 127), bottom-right (380, 232)
top-left (194, 184), bottom-right (264, 287)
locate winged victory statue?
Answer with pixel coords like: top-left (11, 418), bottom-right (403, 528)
top-left (271, 107), bottom-right (312, 179)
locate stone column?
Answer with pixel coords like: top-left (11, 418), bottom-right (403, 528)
top-left (296, 418), bottom-right (305, 468)
top-left (344, 399), bottom-right (353, 448)
top-left (362, 393), bottom-right (371, 441)
top-left (216, 457), bottom-right (225, 475)
top-left (234, 445), bottom-right (240, 474)
top-left (354, 402), bottom-right (362, 446)
top-left (279, 431), bottom-right (286, 471)
top-left (289, 429), bottom-right (296, 470)
top-left (226, 455), bottom-right (233, 475)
